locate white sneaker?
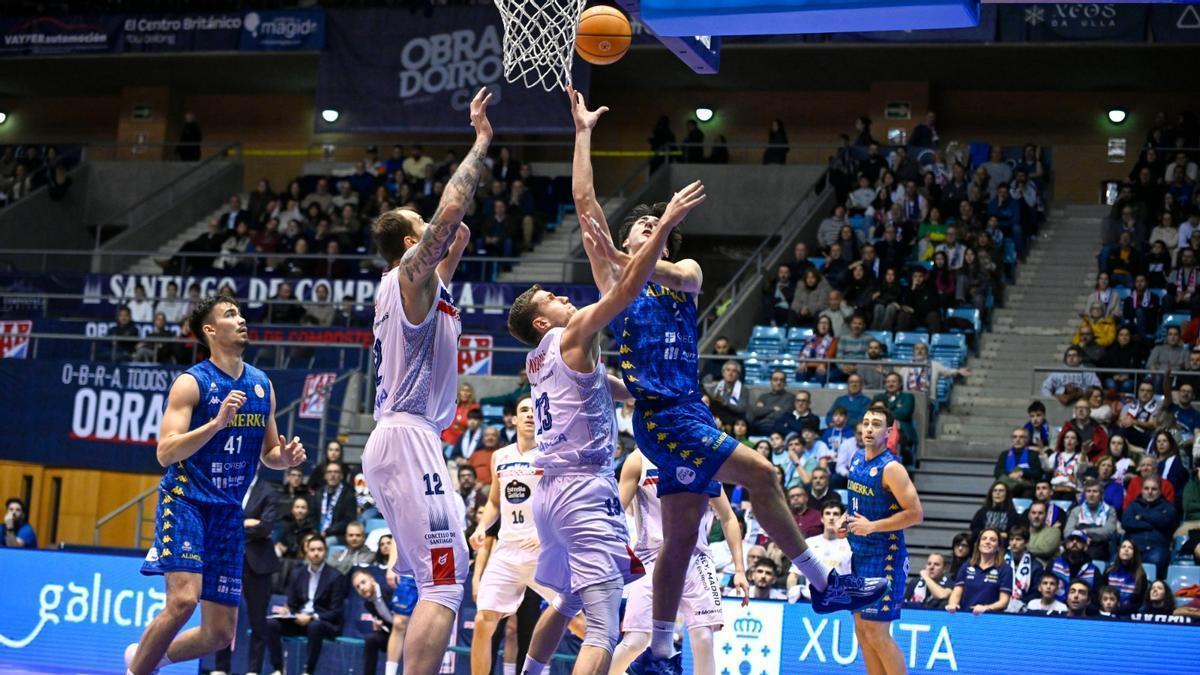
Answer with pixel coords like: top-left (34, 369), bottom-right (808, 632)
top-left (124, 644), bottom-right (159, 675)
top-left (210, 672), bottom-right (229, 675)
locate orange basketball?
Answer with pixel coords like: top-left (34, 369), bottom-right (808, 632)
top-left (575, 5), bottom-right (632, 66)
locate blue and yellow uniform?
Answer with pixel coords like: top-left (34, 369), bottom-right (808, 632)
top-left (614, 282), bottom-right (734, 497)
top-left (846, 448), bottom-right (908, 621)
top-left (140, 360), bottom-right (272, 606)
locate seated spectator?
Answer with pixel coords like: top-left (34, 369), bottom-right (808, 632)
top-left (1140, 579), bottom-right (1177, 616)
top-left (705, 360), bottom-right (747, 428)
top-left (1125, 457), bottom-right (1176, 509)
top-left (1064, 579), bottom-right (1095, 619)
top-left (787, 501), bottom-right (851, 601)
top-left (947, 532), bottom-right (972, 578)
top-left (1106, 434), bottom-right (1138, 487)
top-left (750, 370), bottom-right (793, 435)
top-left (1151, 213), bottom-right (1181, 261)
top-left (1072, 309), bottom-right (1114, 365)
top-left (1167, 381), bottom-right (1200, 447)
top-left (826, 375), bottom-right (869, 428)
top-left (457, 465), bottom-right (488, 516)
top-left (1101, 326), bottom-right (1147, 393)
top-left (1064, 478), bottom-right (1120, 562)
top-left (3, 498), bottom-right (37, 548)
top-left (762, 264), bottom-right (796, 326)
top-left (278, 466), bottom-right (312, 514)
top-left (1004, 525), bottom-right (1043, 611)
top-left (796, 424), bottom-right (834, 485)
top-left (137, 312), bottom-right (176, 364)
top-left (1149, 328), bottom-right (1188, 386)
top-left (1086, 272), bottom-right (1122, 319)
top-left (1122, 476), bottom-right (1177, 578)
top-left (1177, 464), bottom-right (1200, 540)
top-left (264, 537), bottom-right (345, 675)
top-left (1168, 247), bottom-right (1200, 310)
top-left (315, 461), bottom-right (357, 545)
top-left (1041, 347), bottom-right (1102, 406)
top-left (898, 341), bottom-right (970, 397)
top-left (1051, 530), bottom-right (1099, 600)
top-left (994, 428), bottom-right (1044, 498)
top-left (833, 422), bottom-right (863, 489)
top-left (899, 266), bottom-right (942, 332)
top-left (266, 282), bottom-right (306, 324)
top-left (349, 568), bottom-right (409, 675)
top-left (442, 383), bottom-right (480, 446)
top-left (308, 441), bottom-right (353, 491)
top-left (797, 315), bottom-right (838, 383)
top-left (808, 467), bottom-right (837, 504)
top-left (857, 340), bottom-right (890, 390)
top-left (1154, 430), bottom-right (1189, 497)
top-left (154, 281), bottom-right (187, 324)
top-left (817, 205), bottom-right (849, 251)
top-left (1100, 539), bottom-right (1148, 614)
top-left (1045, 427), bottom-right (1087, 499)
top-left (1118, 380), bottom-right (1161, 450)
top-left (788, 486), bottom-right (822, 538)
top-left (748, 559), bottom-right (787, 600)
top-left (1022, 572), bottom-right (1068, 614)
top-left (946, 528), bottom-right (1013, 615)
top-left (110, 305), bottom-right (139, 362)
top-left (1056, 395), bottom-right (1108, 458)
top-left (1023, 500), bottom-right (1061, 565)
top-left (1094, 455), bottom-right (1126, 513)
top-left (446, 408), bottom-right (484, 462)
top-left (467, 428), bottom-right (501, 488)
top-left (1121, 275), bottom-right (1160, 343)
top-left (328, 521), bottom-right (374, 574)
top-left (786, 241), bottom-right (815, 280)
top-left (871, 373), bottom-right (914, 460)
top-left (819, 289), bottom-right (854, 336)
top-left (700, 336), bottom-right (735, 385)
top-left (1033, 481), bottom-right (1068, 526)
top-left (790, 269), bottom-right (832, 327)
top-left (1023, 401), bottom-right (1051, 450)
top-left (835, 314), bottom-right (871, 380)
top-left (970, 482), bottom-right (1021, 544)
top-left (906, 553), bottom-right (952, 610)
top-left (769, 433), bottom-right (798, 481)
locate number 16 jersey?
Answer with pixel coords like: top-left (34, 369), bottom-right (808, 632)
top-left (493, 443), bottom-right (543, 544)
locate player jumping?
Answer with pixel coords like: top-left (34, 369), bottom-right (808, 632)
top-left (126, 295), bottom-right (306, 674)
top-left (566, 87), bottom-right (888, 672)
top-left (506, 180), bottom-right (707, 675)
top-left (362, 87), bottom-right (491, 675)
top-left (843, 403), bottom-right (924, 675)
top-left (469, 395), bottom-right (558, 675)
top-left (610, 448), bottom-right (749, 675)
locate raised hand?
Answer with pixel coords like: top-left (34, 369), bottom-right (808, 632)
top-left (659, 180), bottom-right (707, 229)
top-left (215, 390), bottom-right (246, 428)
top-left (567, 86), bottom-right (608, 131)
top-left (469, 87), bottom-right (493, 140)
top-left (279, 434), bottom-right (306, 467)
top-left (582, 214), bottom-right (621, 264)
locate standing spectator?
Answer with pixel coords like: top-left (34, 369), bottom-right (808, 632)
top-left (441, 383), bottom-right (480, 446)
top-left (946, 528), bottom-right (1013, 615)
top-left (1102, 327), bottom-right (1148, 393)
top-left (790, 270), bottom-right (833, 327)
top-left (763, 119), bottom-right (789, 165)
top-left (1022, 573), bottom-right (1067, 615)
top-left (905, 553), bottom-right (952, 609)
top-left (969, 482), bottom-right (1021, 543)
top-left (706, 361), bottom-right (747, 428)
top-left (176, 112), bottom-right (202, 161)
top-left (762, 264), bottom-right (796, 326)
top-left (900, 266), bottom-right (942, 332)
top-left (3, 498), bottom-right (36, 548)
top-left (350, 568), bottom-right (410, 675)
top-left (994, 428), bottom-right (1044, 498)
top-left (909, 111), bottom-right (939, 148)
top-left (1155, 430), bottom-right (1190, 498)
top-left (981, 147), bottom-right (1013, 196)
top-left (214, 475), bottom-right (280, 675)
top-left (329, 521), bottom-right (375, 573)
top-left (110, 305), bottom-right (139, 362)
top-left (1064, 479), bottom-right (1121, 562)
top-left (786, 501), bottom-right (851, 601)
top-left (749, 370), bottom-right (792, 435)
top-left (648, 116), bottom-right (675, 171)
top-left (682, 119), bottom-right (705, 164)
top-left (1004, 525), bottom-right (1043, 611)
top-left (264, 537), bottom-right (345, 675)
top-left (316, 461), bottom-right (357, 545)
top-left (1051, 531), bottom-right (1099, 600)
top-left (787, 486), bottom-right (822, 538)
top-left (1121, 476), bottom-right (1177, 578)
top-left (1100, 539), bottom-right (1148, 614)
top-left (1025, 501), bottom-right (1062, 568)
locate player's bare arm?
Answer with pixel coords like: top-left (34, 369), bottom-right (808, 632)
top-left (846, 462), bottom-right (924, 536)
top-left (607, 373), bottom-right (634, 404)
top-left (712, 491), bottom-right (751, 603)
top-left (156, 374), bottom-right (241, 467)
top-left (568, 86), bottom-right (619, 295)
top-left (436, 222), bottom-right (473, 284)
top-left (618, 450), bottom-right (644, 509)
top-left (398, 87), bottom-right (493, 294)
top-left (559, 181), bottom-right (706, 372)
top-left (583, 206), bottom-right (704, 295)
top-left (261, 383), bottom-right (306, 470)
top-left (470, 452), bottom-right (503, 549)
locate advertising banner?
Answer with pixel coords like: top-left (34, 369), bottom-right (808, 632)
top-left (830, 4), bottom-right (998, 42)
top-left (299, 372), bottom-right (337, 419)
top-left (458, 334), bottom-right (494, 376)
top-left (0, 548), bottom-right (198, 674)
top-left (0, 319), bottom-right (32, 358)
top-left (998, 3), bottom-right (1149, 42)
top-left (238, 9), bottom-right (324, 51)
top-left (1149, 3), bottom-right (1200, 43)
top-left (316, 7), bottom-right (589, 133)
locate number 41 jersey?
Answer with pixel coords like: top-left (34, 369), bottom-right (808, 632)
top-left (160, 360), bottom-right (271, 506)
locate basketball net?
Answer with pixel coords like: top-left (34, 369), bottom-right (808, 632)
top-left (493, 0), bottom-right (587, 92)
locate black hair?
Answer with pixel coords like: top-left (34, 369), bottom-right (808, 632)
top-left (864, 401), bottom-right (894, 427)
top-left (187, 294), bottom-right (239, 349)
top-left (618, 202), bottom-right (683, 260)
top-left (1027, 400), bottom-right (1046, 415)
top-left (467, 408), bottom-right (484, 420)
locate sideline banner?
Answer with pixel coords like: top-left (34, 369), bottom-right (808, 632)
top-left (316, 7), bottom-right (589, 133)
top-left (0, 548), bottom-right (198, 674)
top-left (998, 3), bottom-right (1149, 42)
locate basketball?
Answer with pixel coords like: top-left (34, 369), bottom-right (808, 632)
top-left (575, 5), bottom-right (632, 66)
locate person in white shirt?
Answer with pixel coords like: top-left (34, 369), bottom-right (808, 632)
top-left (128, 284), bottom-right (155, 323)
top-left (1022, 573), bottom-right (1068, 614)
top-left (787, 501), bottom-right (852, 600)
top-left (154, 281), bottom-right (188, 324)
top-left (748, 559), bottom-right (788, 600)
top-left (835, 424), bottom-right (865, 483)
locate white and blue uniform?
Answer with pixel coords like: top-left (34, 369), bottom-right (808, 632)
top-left (140, 360), bottom-right (271, 606)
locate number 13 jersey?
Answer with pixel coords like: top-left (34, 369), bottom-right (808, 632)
top-left (526, 327), bottom-right (617, 475)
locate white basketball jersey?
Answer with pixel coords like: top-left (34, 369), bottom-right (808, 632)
top-left (633, 456), bottom-right (713, 563)
top-left (371, 268), bottom-right (462, 430)
top-left (493, 442), bottom-right (543, 543)
top-left (526, 327), bottom-right (617, 475)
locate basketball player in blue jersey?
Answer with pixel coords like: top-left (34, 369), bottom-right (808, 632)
top-left (566, 88), bottom-right (888, 672)
top-left (125, 295), bottom-right (306, 675)
top-left (842, 403), bottom-right (924, 675)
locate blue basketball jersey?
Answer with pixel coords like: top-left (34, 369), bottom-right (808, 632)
top-left (613, 282), bottom-right (701, 403)
top-left (159, 360), bottom-right (271, 506)
top-left (846, 448), bottom-right (906, 556)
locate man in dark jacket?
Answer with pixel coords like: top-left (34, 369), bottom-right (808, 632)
top-left (993, 428), bottom-right (1045, 498)
top-left (216, 476), bottom-right (280, 675)
top-left (773, 390), bottom-right (820, 439)
top-left (749, 370), bottom-right (793, 435)
top-left (315, 461), bottom-right (358, 544)
top-left (1121, 476), bottom-right (1178, 579)
top-left (264, 537), bottom-right (345, 675)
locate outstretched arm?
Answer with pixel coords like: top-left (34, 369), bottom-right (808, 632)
top-left (559, 182), bottom-right (706, 372)
top-left (568, 87), bottom-right (619, 295)
top-left (398, 88), bottom-right (493, 289)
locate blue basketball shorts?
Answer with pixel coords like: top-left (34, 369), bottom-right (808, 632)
top-left (390, 575), bottom-right (420, 617)
top-left (140, 489), bottom-right (244, 606)
top-left (851, 546), bottom-right (909, 622)
top-left (632, 398), bottom-right (737, 497)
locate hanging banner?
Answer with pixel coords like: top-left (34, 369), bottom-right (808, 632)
top-left (299, 372), bottom-right (337, 419)
top-left (0, 319), bottom-right (32, 358)
top-left (238, 9), bottom-right (325, 52)
top-left (998, 3), bottom-right (1149, 42)
top-left (458, 335), bottom-right (494, 376)
top-left (316, 7), bottom-right (589, 133)
top-left (1149, 4), bottom-right (1200, 43)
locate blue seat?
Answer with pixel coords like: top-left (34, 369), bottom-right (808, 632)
top-left (865, 330), bottom-right (894, 354)
top-left (1150, 288), bottom-right (1168, 302)
top-left (892, 332), bottom-right (929, 361)
top-left (742, 354), bottom-right (766, 384)
top-left (810, 256), bottom-right (826, 270)
top-left (1143, 562), bottom-right (1158, 582)
top-left (835, 489), bottom-right (849, 503)
top-left (931, 333), bottom-right (967, 369)
top-left (749, 325), bottom-right (785, 356)
top-left (1158, 313), bottom-right (1191, 343)
top-left (365, 517), bottom-right (388, 533)
top-left (1114, 286), bottom-right (1131, 302)
top-left (1166, 564), bottom-right (1199, 591)
top-left (1012, 498), bottom-right (1032, 514)
top-left (1052, 499), bottom-right (1074, 513)
top-left (788, 326), bottom-right (814, 354)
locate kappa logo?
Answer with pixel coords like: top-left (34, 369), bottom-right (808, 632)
top-left (675, 466), bottom-right (696, 485)
top-left (209, 396), bottom-right (220, 405)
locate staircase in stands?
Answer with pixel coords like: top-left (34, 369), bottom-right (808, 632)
top-left (125, 193), bottom-right (249, 275)
top-left (907, 203), bottom-right (1107, 563)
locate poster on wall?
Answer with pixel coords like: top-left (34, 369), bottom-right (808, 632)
top-left (458, 335), bottom-right (493, 376)
top-left (0, 319), bottom-right (32, 358)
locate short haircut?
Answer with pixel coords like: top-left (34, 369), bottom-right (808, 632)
top-left (1098, 585), bottom-right (1119, 599)
top-left (1068, 579), bottom-right (1090, 594)
top-left (1008, 524), bottom-right (1030, 541)
top-left (832, 406), bottom-right (848, 418)
top-left (507, 284), bottom-right (544, 347)
top-left (864, 401), bottom-right (894, 427)
top-left (467, 408), bottom-right (484, 420)
top-left (346, 521), bottom-right (365, 532)
top-left (371, 208), bottom-right (422, 264)
top-left (821, 500), bottom-right (845, 515)
top-left (1038, 571), bottom-right (1060, 586)
top-left (5, 497), bottom-right (24, 511)
top-left (350, 567), bottom-right (374, 583)
top-left (1082, 477), bottom-right (1100, 491)
top-left (306, 536), bottom-right (327, 550)
top-left (618, 202), bottom-right (683, 260)
top-left (459, 464), bottom-right (477, 477)
top-left (754, 559), bottom-right (777, 574)
top-left (324, 461), bottom-right (344, 475)
top-left (1027, 401), bottom-right (1046, 415)
top-left (188, 294), bottom-right (239, 349)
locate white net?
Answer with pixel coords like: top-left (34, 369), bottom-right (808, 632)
top-left (493, 0), bottom-right (588, 92)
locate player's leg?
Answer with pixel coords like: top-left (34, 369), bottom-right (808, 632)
top-left (474, 552), bottom-right (531, 675)
top-left (609, 563), bottom-right (654, 675)
top-left (681, 550), bottom-right (723, 675)
top-left (854, 616), bottom-right (906, 675)
top-left (711, 444), bottom-right (810, 566)
top-left (403, 597), bottom-right (459, 675)
top-left (610, 632), bottom-right (650, 675)
top-left (161, 601), bottom-right (238, 663)
top-left (503, 614), bottom-right (520, 675)
top-left (522, 594), bottom-right (579, 675)
top-left (649, 491), bottom-right (707, 658)
top-left (126, 571), bottom-right (202, 674)
top-left (571, 579), bottom-right (624, 675)
top-left (387, 615), bottom-right (408, 675)
top-left (364, 629), bottom-right (390, 675)
top-left (471, 609), bottom-right (505, 675)
top-left (686, 627), bottom-right (716, 675)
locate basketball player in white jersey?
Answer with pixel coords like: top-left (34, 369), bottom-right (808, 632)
top-left (363, 87), bottom-right (492, 675)
top-left (506, 183), bottom-right (707, 675)
top-left (469, 396), bottom-right (557, 675)
top-left (610, 449), bottom-right (749, 675)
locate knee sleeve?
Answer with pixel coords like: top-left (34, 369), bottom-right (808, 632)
top-left (619, 631), bottom-right (651, 654)
top-left (418, 581), bottom-right (464, 613)
top-left (551, 591), bottom-right (583, 617)
top-left (579, 579), bottom-right (624, 653)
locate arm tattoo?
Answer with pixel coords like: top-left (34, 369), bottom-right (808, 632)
top-left (398, 143), bottom-right (487, 283)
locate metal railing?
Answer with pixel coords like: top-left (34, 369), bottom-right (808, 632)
top-left (93, 486), bottom-right (157, 548)
top-left (1029, 365), bottom-right (1177, 398)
